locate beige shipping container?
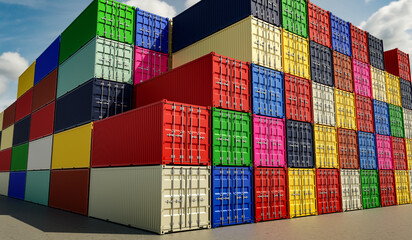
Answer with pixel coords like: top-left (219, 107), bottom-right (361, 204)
top-left (371, 67), bottom-right (387, 102)
top-left (0, 172), bottom-right (9, 196)
top-left (1, 125), bottom-right (14, 150)
top-left (172, 16), bottom-right (282, 71)
top-left (89, 166), bottom-right (210, 234)
top-left (0, 111), bottom-right (3, 131)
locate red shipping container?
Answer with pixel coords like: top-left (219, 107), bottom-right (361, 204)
top-left (254, 168), bottom-right (288, 222)
top-left (316, 169), bottom-right (342, 214)
top-left (384, 48), bottom-right (411, 81)
top-left (379, 170), bottom-right (397, 207)
top-left (15, 89), bottom-right (33, 123)
top-left (334, 51), bottom-right (354, 92)
top-left (135, 52), bottom-right (250, 112)
top-left (308, 2), bottom-right (331, 48)
top-left (49, 169), bottom-right (89, 216)
top-left (355, 95), bottom-right (374, 133)
top-left (284, 74), bottom-right (313, 123)
top-left (337, 128), bottom-right (359, 169)
top-left (92, 100), bottom-right (210, 167)
top-left (351, 24), bottom-right (369, 64)
top-left (3, 101), bottom-right (16, 129)
top-left (392, 137), bottom-right (407, 170)
top-left (0, 149), bottom-right (12, 171)
top-left (29, 102), bottom-right (55, 141)
top-left (32, 68), bottom-right (57, 112)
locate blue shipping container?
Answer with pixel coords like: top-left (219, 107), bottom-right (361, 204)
top-left (330, 13), bottom-right (352, 57)
top-left (373, 100), bottom-right (391, 136)
top-left (358, 132), bottom-right (377, 170)
top-left (13, 115), bottom-right (30, 147)
top-left (212, 166), bottom-right (253, 228)
top-left (8, 171), bottom-right (26, 200)
top-left (135, 8), bottom-right (169, 54)
top-left (286, 120), bottom-right (314, 168)
top-left (251, 64), bottom-right (285, 118)
top-left (54, 78), bottom-right (132, 133)
top-left (34, 36), bottom-right (60, 85)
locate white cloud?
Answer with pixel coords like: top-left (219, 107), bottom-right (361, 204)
top-left (365, 0), bottom-right (371, 3)
top-left (185, 0), bottom-right (200, 8)
top-left (122, 0), bottom-right (176, 18)
top-left (0, 0), bottom-right (46, 8)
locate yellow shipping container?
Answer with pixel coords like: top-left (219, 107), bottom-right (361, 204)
top-left (288, 168), bottom-right (317, 218)
top-left (395, 170), bottom-right (411, 205)
top-left (406, 139), bottom-right (412, 170)
top-left (314, 125), bottom-right (338, 168)
top-left (0, 125), bottom-right (14, 150)
top-left (386, 72), bottom-right (402, 107)
top-left (371, 67), bottom-right (387, 103)
top-left (17, 61), bottom-right (36, 98)
top-left (282, 29), bottom-right (311, 80)
top-left (0, 111), bottom-right (3, 131)
top-left (52, 123), bottom-right (93, 169)
top-left (335, 89), bottom-right (357, 130)
top-left (172, 16), bottom-right (283, 71)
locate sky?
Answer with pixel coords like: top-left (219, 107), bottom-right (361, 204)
top-left (0, 0), bottom-right (410, 111)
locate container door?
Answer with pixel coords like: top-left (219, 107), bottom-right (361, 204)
top-left (335, 89), bottom-right (357, 130)
top-left (185, 168), bottom-right (210, 230)
top-left (282, 30), bottom-right (310, 80)
top-left (314, 125), bottom-right (338, 168)
top-left (334, 52), bottom-right (354, 92)
top-left (350, 170), bottom-right (363, 210)
top-left (409, 171), bottom-right (412, 200)
top-left (284, 75), bottom-right (312, 123)
top-left (312, 83), bottom-right (336, 127)
top-left (289, 169), bottom-right (316, 218)
top-left (338, 129), bottom-right (359, 169)
top-left (232, 168), bottom-right (253, 225)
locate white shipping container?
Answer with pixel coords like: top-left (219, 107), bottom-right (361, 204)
top-left (403, 109), bottom-right (412, 139)
top-left (0, 172), bottom-right (9, 196)
top-left (341, 170), bottom-right (363, 212)
top-left (89, 166), bottom-right (210, 234)
top-left (312, 82), bottom-right (336, 126)
top-left (27, 135), bottom-right (53, 171)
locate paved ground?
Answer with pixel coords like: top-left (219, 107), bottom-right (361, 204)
top-left (0, 195), bottom-right (411, 240)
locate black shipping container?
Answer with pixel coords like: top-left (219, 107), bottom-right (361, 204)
top-left (286, 120), bottom-right (314, 168)
top-left (310, 40), bottom-right (334, 86)
top-left (400, 78), bottom-right (412, 110)
top-left (13, 115), bottom-right (30, 146)
top-left (172, 0), bottom-right (281, 52)
top-left (368, 33), bottom-right (385, 71)
top-left (54, 78), bottom-right (133, 133)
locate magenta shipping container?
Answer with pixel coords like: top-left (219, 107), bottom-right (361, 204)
top-left (353, 59), bottom-right (372, 98)
top-left (253, 115), bottom-right (286, 167)
top-left (376, 134), bottom-right (393, 170)
top-left (134, 46), bottom-right (168, 85)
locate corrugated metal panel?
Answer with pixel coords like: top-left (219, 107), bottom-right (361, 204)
top-left (288, 168), bottom-right (317, 218)
top-left (8, 171), bottom-right (26, 200)
top-left (374, 100), bottom-right (391, 136)
top-left (32, 68), bottom-right (57, 113)
top-left (335, 89), bottom-right (357, 130)
top-left (409, 170), bottom-right (412, 200)
top-left (0, 111), bottom-right (3, 131)
top-left (0, 149), bottom-right (11, 171)
top-left (89, 166), bottom-right (210, 234)
top-left (368, 33), bottom-right (385, 71)
top-left (392, 137), bottom-right (407, 170)
top-left (134, 46), bottom-right (169, 84)
top-left (338, 129), bottom-right (359, 169)
top-left (376, 134), bottom-right (393, 170)
top-left (330, 14), bottom-right (351, 57)
top-left (358, 132), bottom-right (378, 170)
top-left (406, 139), bottom-right (412, 170)
top-left (400, 78), bottom-right (412, 110)
top-left (0, 125), bottom-right (13, 150)
top-left (12, 116), bottom-right (30, 147)
top-left (24, 170), bottom-right (50, 206)
top-left (34, 36), bottom-right (60, 85)
top-left (350, 24), bottom-right (369, 64)
top-left (29, 102), bottom-right (55, 141)
top-left (309, 41), bottom-right (333, 86)
top-left (282, 29), bottom-right (310, 80)
top-left (361, 170), bottom-right (381, 209)
top-left (286, 120), bottom-right (314, 168)
top-left (341, 170), bottom-right (363, 211)
top-left (281, 0), bottom-right (308, 38)
top-left (371, 67), bottom-right (387, 102)
top-left (10, 143), bottom-right (28, 172)
top-left (308, 2), bottom-right (331, 48)
top-left (3, 102), bottom-right (16, 129)
top-left (312, 83), bottom-right (336, 126)
top-left (0, 172), bottom-right (9, 196)
top-left (386, 72), bottom-right (402, 107)
top-left (27, 135), bottom-right (53, 171)
top-left (379, 170), bottom-right (396, 207)
top-left (384, 48), bottom-right (411, 81)
top-left (334, 51), bottom-right (354, 92)
top-left (314, 124), bottom-right (338, 169)
top-left (356, 95), bottom-right (375, 133)
top-left (316, 169), bottom-right (342, 214)
top-left (353, 59), bottom-right (372, 98)
top-left (15, 89), bottom-right (33, 123)
top-left (17, 61), bottom-right (35, 98)
top-left (285, 74), bottom-right (313, 123)
top-left (135, 8), bottom-right (169, 53)
top-left (395, 170), bottom-right (411, 205)
top-left (388, 104), bottom-right (405, 138)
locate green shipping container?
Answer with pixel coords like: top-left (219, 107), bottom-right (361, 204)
top-left (59, 0), bottom-right (135, 64)
top-left (361, 170), bottom-right (381, 209)
top-left (10, 143), bottom-right (28, 171)
top-left (389, 104), bottom-right (405, 138)
top-left (57, 36), bottom-right (133, 98)
top-left (212, 108), bottom-right (252, 166)
top-left (281, 0), bottom-right (308, 38)
top-left (25, 170), bottom-right (50, 206)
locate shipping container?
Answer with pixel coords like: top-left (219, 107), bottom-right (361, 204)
top-left (361, 170), bottom-right (381, 209)
top-left (388, 104), bottom-right (405, 138)
top-left (395, 170), bottom-right (411, 205)
top-left (308, 2), bottom-right (331, 48)
top-left (384, 48), bottom-right (411, 81)
top-left (137, 52), bottom-right (250, 112)
top-left (330, 13), bottom-right (351, 57)
top-left (34, 36), bottom-right (60, 85)
top-left (253, 116), bottom-right (285, 167)
top-left (15, 89), bottom-right (33, 122)
top-left (27, 135), bottom-right (53, 171)
top-left (0, 111), bottom-right (3, 131)
top-left (135, 8), bottom-right (169, 53)
top-left (309, 41), bottom-right (333, 86)
top-left (314, 124), bottom-right (339, 169)
top-left (353, 59), bottom-right (372, 98)
top-left (30, 102), bottom-right (55, 141)
top-left (25, 170), bottom-right (50, 206)
top-left (316, 169), bottom-right (342, 214)
top-left (355, 95), bottom-right (375, 133)
top-left (281, 0), bottom-right (308, 38)
top-left (0, 172), bottom-right (9, 196)
top-left (55, 78), bottom-right (132, 133)
top-left (312, 83), bottom-right (336, 126)
top-left (251, 64), bottom-right (285, 118)
top-left (0, 125), bottom-right (13, 151)
top-left (334, 51), bottom-right (354, 92)
top-left (368, 33), bottom-right (385, 70)
top-left (52, 123), bottom-right (92, 169)
top-left (288, 168), bottom-right (317, 218)
top-left (3, 102), bottom-right (16, 129)
top-left (49, 169), bottom-right (89, 215)
top-left (254, 168), bottom-right (288, 222)
top-left (285, 74), bottom-right (313, 122)
top-left (282, 30), bottom-right (311, 80)
top-left (338, 129), bottom-right (359, 169)
top-left (0, 149), bottom-right (11, 171)
top-left (12, 116), bottom-right (30, 147)
top-left (32, 68), bottom-right (57, 112)
top-left (400, 78), bottom-right (412, 110)
top-left (58, 36), bottom-right (133, 98)
top-left (212, 166), bottom-right (253, 228)
top-left (376, 134), bottom-right (393, 170)
top-left (92, 100), bottom-right (210, 167)
top-left (379, 170), bottom-right (396, 207)
top-left (17, 61), bottom-right (35, 98)
top-left (8, 171), bottom-right (26, 200)
top-left (172, 0), bottom-right (282, 53)
top-left (10, 143), bottom-right (28, 172)
top-left (371, 67), bottom-right (387, 102)
top-left (134, 46), bottom-right (168, 85)
top-left (406, 139), bottom-right (412, 170)
top-left (335, 89), bottom-right (357, 130)
top-left (89, 166), bottom-right (210, 234)
top-left (386, 72), bottom-right (402, 107)
top-left (173, 16), bottom-right (282, 72)
top-left (409, 170), bottom-right (412, 200)
top-left (392, 137), bottom-right (407, 170)
top-left (341, 169), bottom-right (363, 211)
top-left (59, 0), bottom-right (135, 64)
top-left (358, 132), bottom-right (378, 170)
top-left (374, 100), bottom-right (391, 136)
top-left (286, 120), bottom-right (314, 168)
top-left (350, 24), bottom-right (369, 64)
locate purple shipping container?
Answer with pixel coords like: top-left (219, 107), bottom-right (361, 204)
top-left (134, 46), bottom-right (168, 85)
top-left (353, 59), bottom-right (372, 98)
top-left (376, 134), bottom-right (393, 170)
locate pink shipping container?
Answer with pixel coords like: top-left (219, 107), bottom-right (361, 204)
top-left (376, 134), bottom-right (393, 170)
top-left (252, 115), bottom-right (286, 167)
top-left (353, 59), bottom-right (372, 98)
top-left (134, 46), bottom-right (168, 85)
